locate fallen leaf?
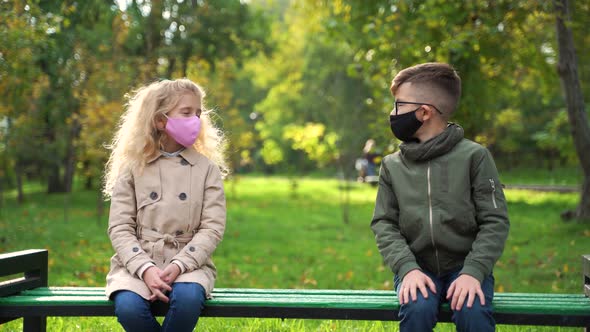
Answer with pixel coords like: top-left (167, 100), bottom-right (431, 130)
top-left (345, 270), bottom-right (354, 280)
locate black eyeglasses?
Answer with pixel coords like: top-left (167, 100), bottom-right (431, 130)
top-left (394, 101), bottom-right (442, 115)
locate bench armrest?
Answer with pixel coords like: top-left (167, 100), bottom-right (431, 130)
top-left (0, 249), bottom-right (48, 297)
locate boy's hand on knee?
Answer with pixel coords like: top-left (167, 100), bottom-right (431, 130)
top-left (399, 269), bottom-right (437, 304)
top-left (446, 274), bottom-right (484, 310)
top-left (143, 266), bottom-right (172, 303)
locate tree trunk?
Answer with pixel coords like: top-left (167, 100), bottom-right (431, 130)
top-left (62, 117), bottom-right (80, 223)
top-left (143, 0), bottom-right (163, 80)
top-left (47, 164), bottom-right (65, 193)
top-left (181, 43), bottom-right (194, 77)
top-left (554, 0), bottom-right (590, 220)
top-left (43, 97), bottom-right (66, 194)
top-left (84, 160), bottom-right (93, 190)
top-left (166, 57), bottom-right (176, 79)
top-left (63, 118), bottom-right (81, 193)
top-left (16, 162), bottom-right (24, 204)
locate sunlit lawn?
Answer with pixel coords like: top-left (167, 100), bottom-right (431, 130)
top-left (499, 165), bottom-right (583, 186)
top-left (0, 173), bottom-right (588, 331)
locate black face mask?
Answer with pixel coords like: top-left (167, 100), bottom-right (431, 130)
top-left (390, 110), bottom-right (423, 142)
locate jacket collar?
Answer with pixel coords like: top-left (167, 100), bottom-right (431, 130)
top-left (179, 147), bottom-right (201, 165)
top-left (400, 123), bottom-right (464, 162)
top-left (147, 147), bottom-right (201, 165)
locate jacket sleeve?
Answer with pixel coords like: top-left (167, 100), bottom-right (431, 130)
top-left (461, 148), bottom-right (510, 282)
top-left (371, 158), bottom-right (420, 279)
top-left (108, 169), bottom-right (155, 277)
top-left (173, 164), bottom-right (226, 271)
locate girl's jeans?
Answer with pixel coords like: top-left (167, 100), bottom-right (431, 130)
top-left (112, 282), bottom-right (206, 332)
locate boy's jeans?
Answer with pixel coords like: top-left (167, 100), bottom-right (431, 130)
top-left (113, 282), bottom-right (206, 332)
top-left (394, 268), bottom-right (495, 332)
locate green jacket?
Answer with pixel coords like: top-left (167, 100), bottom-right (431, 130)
top-left (371, 124), bottom-right (510, 282)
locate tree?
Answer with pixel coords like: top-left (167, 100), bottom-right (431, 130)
top-left (0, 1), bottom-right (57, 200)
top-left (325, 1), bottom-right (580, 167)
top-left (554, 0), bottom-right (590, 221)
top-left (1, 0), bottom-right (271, 203)
top-left (248, 1), bottom-right (378, 223)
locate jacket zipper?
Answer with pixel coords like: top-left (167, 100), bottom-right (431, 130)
top-left (489, 178), bottom-right (498, 209)
top-left (427, 163), bottom-right (440, 275)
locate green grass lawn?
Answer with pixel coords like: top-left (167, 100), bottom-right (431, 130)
top-left (0, 174), bottom-right (588, 331)
top-left (499, 165), bottom-right (583, 186)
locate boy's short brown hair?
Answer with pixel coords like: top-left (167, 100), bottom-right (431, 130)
top-left (391, 63), bottom-right (462, 117)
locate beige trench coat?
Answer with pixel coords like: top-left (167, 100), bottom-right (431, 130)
top-left (105, 148), bottom-right (226, 300)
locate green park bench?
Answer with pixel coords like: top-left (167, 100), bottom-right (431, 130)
top-left (1, 249), bottom-right (589, 331)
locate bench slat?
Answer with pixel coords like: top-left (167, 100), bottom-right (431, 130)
top-left (17, 287), bottom-right (590, 302)
top-left (2, 250), bottom-right (588, 329)
top-left (1, 287), bottom-right (589, 316)
top-left (12, 287), bottom-right (590, 301)
top-left (18, 287), bottom-right (590, 298)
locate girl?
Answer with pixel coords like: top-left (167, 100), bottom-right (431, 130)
top-left (103, 78), bottom-right (228, 332)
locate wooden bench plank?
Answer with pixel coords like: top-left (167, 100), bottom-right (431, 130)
top-left (18, 287), bottom-right (590, 299)
top-left (2, 287), bottom-right (589, 316)
top-left (1, 289), bottom-right (589, 327)
top-left (1, 250), bottom-right (589, 330)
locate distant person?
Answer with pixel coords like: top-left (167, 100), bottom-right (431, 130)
top-left (362, 139), bottom-right (382, 185)
top-left (103, 79), bottom-right (228, 332)
top-left (355, 156), bottom-right (368, 182)
top-left (356, 140), bottom-right (371, 182)
top-left (371, 63), bottom-right (509, 332)
top-left (363, 139), bottom-right (378, 177)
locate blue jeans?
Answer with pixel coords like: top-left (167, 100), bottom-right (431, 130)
top-left (394, 268), bottom-right (495, 332)
top-left (112, 282), bottom-right (206, 332)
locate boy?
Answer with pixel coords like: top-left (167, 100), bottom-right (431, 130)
top-left (371, 62), bottom-right (509, 332)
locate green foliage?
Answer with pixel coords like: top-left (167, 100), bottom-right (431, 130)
top-left (492, 108), bottom-right (525, 154)
top-left (325, 0), bottom-right (585, 167)
top-left (283, 123), bottom-right (339, 167)
top-left (250, 1), bottom-right (380, 176)
top-left (260, 139), bottom-right (284, 165)
top-left (0, 0), bottom-right (271, 194)
top-left (533, 110), bottom-right (579, 166)
top-left (1, 0), bottom-right (589, 195)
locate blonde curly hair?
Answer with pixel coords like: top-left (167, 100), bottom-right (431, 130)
top-left (103, 78), bottom-right (229, 198)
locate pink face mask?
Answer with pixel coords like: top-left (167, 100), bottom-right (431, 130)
top-left (164, 115), bottom-right (201, 147)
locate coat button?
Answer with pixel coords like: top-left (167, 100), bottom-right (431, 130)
top-left (150, 192), bottom-right (158, 200)
top-left (189, 246), bottom-right (195, 252)
top-left (179, 193), bottom-right (187, 200)
top-left (175, 230), bottom-right (183, 236)
top-left (132, 247), bottom-right (139, 252)
top-left (180, 159), bottom-right (189, 166)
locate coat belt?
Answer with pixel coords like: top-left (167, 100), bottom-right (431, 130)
top-left (137, 227), bottom-right (193, 264)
